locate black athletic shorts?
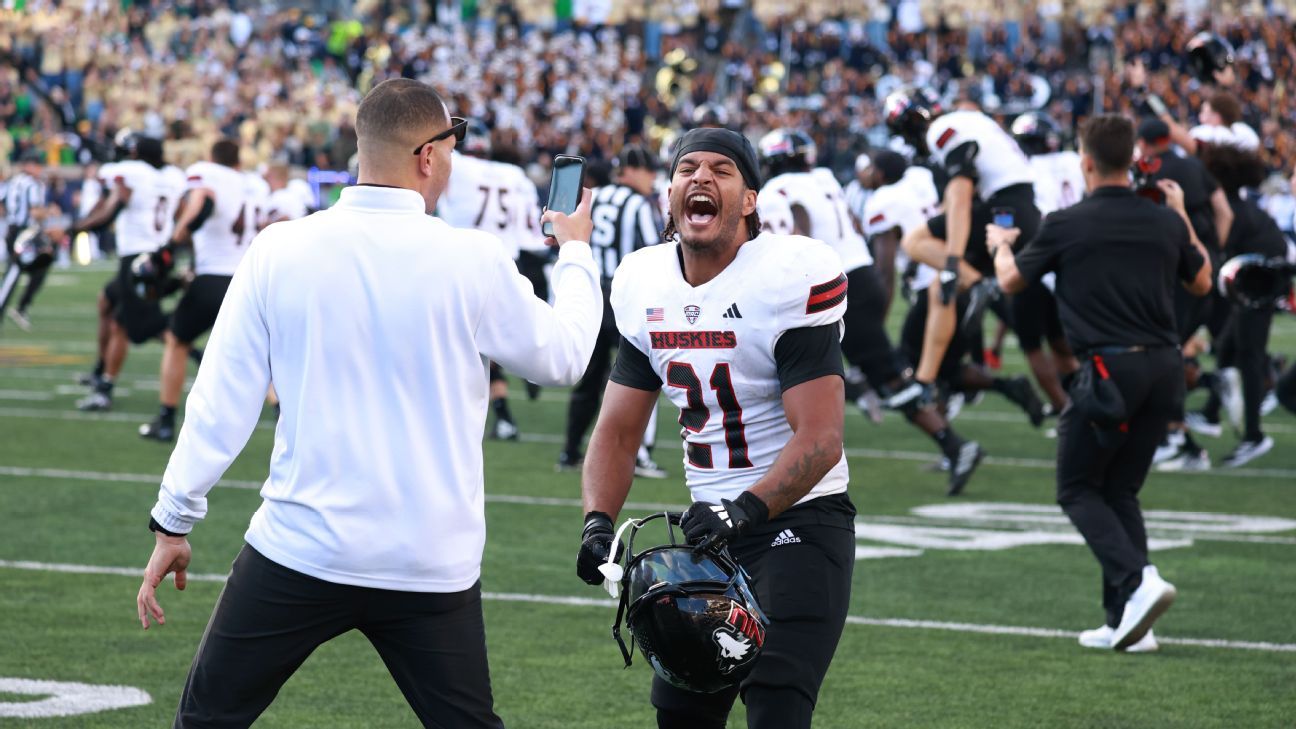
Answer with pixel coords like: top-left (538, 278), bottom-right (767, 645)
top-left (651, 493), bottom-right (857, 727)
top-left (927, 183), bottom-right (1040, 277)
top-left (900, 287), bottom-right (972, 384)
top-left (112, 253), bottom-right (169, 344)
top-left (170, 274), bottom-right (232, 344)
top-left (1009, 278), bottom-right (1065, 351)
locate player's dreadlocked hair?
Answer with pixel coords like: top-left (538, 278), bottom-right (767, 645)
top-left (661, 209), bottom-right (763, 243)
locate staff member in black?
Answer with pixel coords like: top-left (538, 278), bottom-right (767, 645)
top-left (1136, 119), bottom-right (1233, 470)
top-left (987, 115), bottom-right (1212, 651)
top-left (1191, 144), bottom-right (1288, 466)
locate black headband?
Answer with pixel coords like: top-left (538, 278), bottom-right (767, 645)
top-left (669, 128), bottom-right (762, 190)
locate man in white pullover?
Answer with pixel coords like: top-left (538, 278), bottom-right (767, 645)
top-left (134, 78), bottom-right (602, 728)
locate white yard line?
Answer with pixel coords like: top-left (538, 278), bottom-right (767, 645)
top-left (0, 558), bottom-right (1290, 653)
top-left (3, 465), bottom-right (1293, 546)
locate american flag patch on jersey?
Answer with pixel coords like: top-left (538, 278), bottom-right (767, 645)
top-left (646, 307), bottom-right (665, 322)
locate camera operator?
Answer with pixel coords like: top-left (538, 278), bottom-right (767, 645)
top-left (987, 115), bottom-right (1211, 652)
top-left (1188, 144), bottom-right (1289, 466)
top-left (1135, 118), bottom-right (1233, 470)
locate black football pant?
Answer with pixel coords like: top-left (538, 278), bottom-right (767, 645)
top-left (841, 264), bottom-right (906, 388)
top-left (175, 545), bottom-right (504, 729)
top-left (563, 298), bottom-right (618, 457)
top-left (653, 494), bottom-right (856, 729)
top-left (1202, 302), bottom-right (1274, 441)
top-left (1277, 361), bottom-right (1296, 415)
top-left (1055, 347), bottom-right (1182, 628)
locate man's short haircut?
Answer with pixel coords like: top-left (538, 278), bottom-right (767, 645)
top-left (356, 79), bottom-right (448, 147)
top-left (1207, 91), bottom-right (1242, 126)
top-left (1079, 115), bottom-right (1135, 177)
top-left (212, 139), bottom-right (240, 168)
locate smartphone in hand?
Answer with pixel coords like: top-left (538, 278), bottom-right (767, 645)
top-left (542, 155), bottom-right (586, 238)
top-left (992, 207), bottom-right (1015, 229)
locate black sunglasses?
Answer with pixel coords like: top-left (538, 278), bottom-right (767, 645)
top-left (412, 117), bottom-right (468, 155)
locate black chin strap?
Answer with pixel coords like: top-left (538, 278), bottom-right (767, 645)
top-left (612, 584), bottom-right (633, 668)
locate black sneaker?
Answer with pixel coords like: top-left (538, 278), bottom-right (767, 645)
top-left (139, 418), bottom-right (175, 442)
top-left (1002, 375), bottom-right (1046, 427)
top-left (525, 381), bottom-right (542, 401)
top-left (555, 451), bottom-right (584, 473)
top-left (947, 441), bottom-right (984, 496)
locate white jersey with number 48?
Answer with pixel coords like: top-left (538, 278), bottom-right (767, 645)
top-left (611, 233), bottom-right (850, 504)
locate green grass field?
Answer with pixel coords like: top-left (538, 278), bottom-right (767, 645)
top-left (1, 264), bottom-right (1294, 728)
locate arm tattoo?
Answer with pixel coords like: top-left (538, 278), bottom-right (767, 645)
top-left (761, 438), bottom-right (840, 517)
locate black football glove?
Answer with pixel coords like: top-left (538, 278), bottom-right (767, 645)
top-left (577, 511), bottom-right (621, 586)
top-left (679, 491), bottom-right (770, 554)
top-left (939, 255), bottom-right (961, 306)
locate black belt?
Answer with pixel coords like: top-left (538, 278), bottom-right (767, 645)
top-left (1079, 344), bottom-right (1178, 358)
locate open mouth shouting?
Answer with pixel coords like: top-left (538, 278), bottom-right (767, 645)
top-left (684, 191), bottom-right (720, 230)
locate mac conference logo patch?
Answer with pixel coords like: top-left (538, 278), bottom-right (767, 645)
top-left (684, 305), bottom-right (701, 324)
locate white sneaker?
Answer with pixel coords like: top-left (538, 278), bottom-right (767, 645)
top-left (6, 308), bottom-right (31, 331)
top-left (75, 391), bottom-right (112, 412)
top-left (1155, 447), bottom-right (1210, 472)
top-left (1151, 431), bottom-right (1186, 465)
top-left (1261, 391), bottom-right (1278, 416)
top-left (634, 455), bottom-right (668, 479)
top-left (1220, 436), bottom-right (1274, 468)
top-left (1078, 624), bottom-right (1159, 652)
top-left (1220, 367), bottom-right (1244, 432)
top-left (1111, 566), bottom-right (1176, 650)
top-left (490, 419), bottom-right (519, 441)
top-left (945, 391), bottom-right (966, 421)
top-left (856, 388), bottom-right (885, 424)
top-left (1184, 411), bottom-right (1223, 438)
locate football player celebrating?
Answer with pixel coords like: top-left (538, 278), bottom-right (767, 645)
top-left (577, 128), bottom-right (855, 728)
top-left (72, 134), bottom-right (186, 411)
top-left (759, 132), bottom-right (986, 494)
top-left (140, 139), bottom-right (253, 441)
top-left (885, 88), bottom-right (1059, 416)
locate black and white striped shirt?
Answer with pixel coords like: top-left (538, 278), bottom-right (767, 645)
top-left (3, 173), bottom-right (46, 228)
top-left (588, 183), bottom-right (663, 281)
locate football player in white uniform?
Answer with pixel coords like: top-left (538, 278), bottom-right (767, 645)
top-left (886, 88), bottom-right (1064, 420)
top-left (577, 128), bottom-right (855, 729)
top-left (72, 134), bottom-right (186, 411)
top-left (437, 121), bottom-right (534, 439)
top-left (760, 132), bottom-right (986, 493)
top-left (1004, 111), bottom-right (1083, 413)
top-left (140, 139), bottom-right (252, 441)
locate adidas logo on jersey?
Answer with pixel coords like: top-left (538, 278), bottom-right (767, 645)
top-left (770, 529), bottom-right (801, 547)
top-left (721, 303), bottom-right (743, 319)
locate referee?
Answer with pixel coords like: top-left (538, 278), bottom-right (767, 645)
top-left (1, 150), bottom-right (51, 330)
top-left (557, 144), bottom-right (665, 476)
top-left (989, 115), bottom-right (1212, 651)
top-left (135, 78), bottom-right (603, 727)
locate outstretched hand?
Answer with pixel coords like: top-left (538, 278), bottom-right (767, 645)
top-left (137, 533), bottom-right (191, 630)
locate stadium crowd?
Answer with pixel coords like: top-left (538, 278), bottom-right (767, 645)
top-left (2, 0), bottom-right (1296, 182)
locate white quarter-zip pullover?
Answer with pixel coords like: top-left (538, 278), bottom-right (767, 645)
top-left (151, 185), bottom-right (602, 592)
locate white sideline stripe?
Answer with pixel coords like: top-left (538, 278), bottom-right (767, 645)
top-left (3, 465), bottom-right (1295, 546)
top-left (10, 405), bottom-right (1296, 479)
top-left (0, 559), bottom-right (1291, 654)
top-left (0, 390), bottom-right (53, 401)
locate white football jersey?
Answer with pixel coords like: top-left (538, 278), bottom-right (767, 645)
top-left (926, 110), bottom-right (1035, 199)
top-left (108, 161), bottom-right (186, 256)
top-left (759, 170), bottom-right (872, 271)
top-left (498, 161), bottom-right (545, 255)
top-left (610, 233), bottom-right (850, 504)
top-left (1029, 151), bottom-right (1085, 215)
top-left (864, 167), bottom-right (941, 291)
top-left (185, 161), bottom-right (251, 276)
top-left (439, 152), bottom-right (496, 228)
top-left (242, 173), bottom-right (271, 246)
top-left (265, 187), bottom-right (308, 226)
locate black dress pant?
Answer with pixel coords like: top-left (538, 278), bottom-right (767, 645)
top-left (1, 226), bottom-right (51, 318)
top-left (1055, 347), bottom-right (1183, 627)
top-left (175, 545), bottom-right (504, 729)
top-left (1206, 302), bottom-right (1274, 441)
top-left (652, 494), bottom-right (856, 729)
